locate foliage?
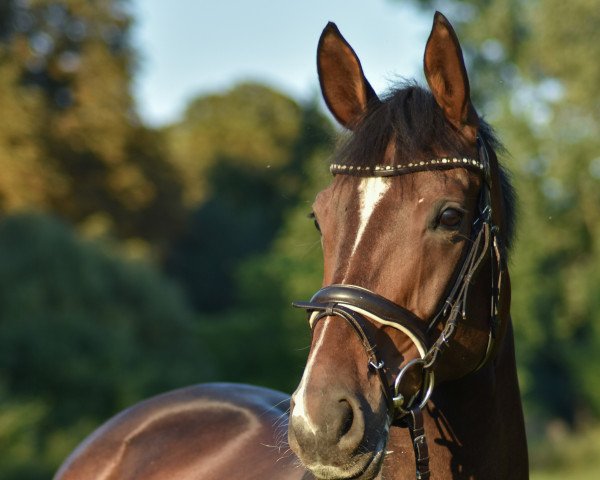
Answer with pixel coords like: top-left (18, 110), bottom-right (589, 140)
top-left (0, 213), bottom-right (212, 479)
top-left (0, 0), bottom-right (185, 249)
top-left (166, 82), bottom-right (306, 205)
top-left (165, 88), bottom-right (335, 311)
top-left (198, 148), bottom-right (332, 392)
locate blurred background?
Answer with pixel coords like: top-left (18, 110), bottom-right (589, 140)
top-left (0, 0), bottom-right (599, 478)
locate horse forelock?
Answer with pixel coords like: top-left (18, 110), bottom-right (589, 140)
top-left (329, 83), bottom-right (516, 252)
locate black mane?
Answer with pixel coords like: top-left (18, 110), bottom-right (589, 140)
top-left (332, 83), bottom-right (516, 251)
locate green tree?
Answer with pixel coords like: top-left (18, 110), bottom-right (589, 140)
top-left (165, 86), bottom-right (334, 311)
top-left (197, 133), bottom-right (333, 392)
top-left (166, 82), bottom-right (305, 205)
top-left (0, 0), bottom-right (185, 250)
top-left (0, 213), bottom-right (212, 479)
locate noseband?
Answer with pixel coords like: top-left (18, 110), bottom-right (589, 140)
top-left (293, 137), bottom-right (505, 480)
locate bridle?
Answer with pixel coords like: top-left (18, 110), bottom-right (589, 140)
top-left (293, 136), bottom-right (505, 480)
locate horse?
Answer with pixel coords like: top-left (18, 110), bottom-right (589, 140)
top-left (55, 11), bottom-right (528, 480)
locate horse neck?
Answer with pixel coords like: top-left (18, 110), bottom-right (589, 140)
top-left (383, 319), bottom-right (529, 479)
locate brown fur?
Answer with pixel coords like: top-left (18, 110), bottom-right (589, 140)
top-left (55, 384), bottom-right (306, 480)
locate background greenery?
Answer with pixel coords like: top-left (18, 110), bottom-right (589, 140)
top-left (0, 0), bottom-right (598, 478)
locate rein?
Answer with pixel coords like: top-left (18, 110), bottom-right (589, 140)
top-left (293, 136), bottom-right (504, 480)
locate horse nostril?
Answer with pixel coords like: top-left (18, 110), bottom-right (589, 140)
top-left (339, 400), bottom-right (354, 438)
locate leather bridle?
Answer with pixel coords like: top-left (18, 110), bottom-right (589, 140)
top-left (293, 136), bottom-right (505, 480)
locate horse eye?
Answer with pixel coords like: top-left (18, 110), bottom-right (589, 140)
top-left (438, 208), bottom-right (463, 228)
top-left (308, 212), bottom-right (321, 233)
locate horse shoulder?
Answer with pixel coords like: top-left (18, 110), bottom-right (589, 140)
top-left (55, 383), bottom-right (307, 480)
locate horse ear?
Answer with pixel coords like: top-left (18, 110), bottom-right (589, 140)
top-left (424, 12), bottom-right (479, 142)
top-left (317, 22), bottom-right (380, 129)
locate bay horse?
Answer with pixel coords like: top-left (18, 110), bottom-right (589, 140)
top-left (55, 12), bottom-right (528, 480)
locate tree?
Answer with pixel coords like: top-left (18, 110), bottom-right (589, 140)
top-left (166, 82), bottom-right (307, 205)
top-left (165, 85), bottom-right (335, 311)
top-left (196, 136), bottom-right (333, 392)
top-left (0, 0), bottom-right (185, 250)
top-left (160, 88), bottom-right (335, 390)
top-left (0, 213), bottom-right (212, 480)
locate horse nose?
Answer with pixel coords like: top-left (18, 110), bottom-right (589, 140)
top-left (289, 389), bottom-right (365, 465)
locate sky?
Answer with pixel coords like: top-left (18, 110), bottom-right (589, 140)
top-left (131, 0), bottom-right (431, 126)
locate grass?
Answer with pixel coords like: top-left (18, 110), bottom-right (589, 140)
top-left (529, 425), bottom-right (600, 479)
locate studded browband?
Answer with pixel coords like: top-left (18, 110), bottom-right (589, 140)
top-left (330, 156), bottom-right (485, 176)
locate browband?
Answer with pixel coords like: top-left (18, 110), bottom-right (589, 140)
top-left (330, 157), bottom-right (484, 177)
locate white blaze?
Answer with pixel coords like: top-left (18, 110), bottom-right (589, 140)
top-left (292, 178), bottom-right (391, 432)
top-left (349, 177), bottom-right (392, 259)
top-left (291, 319), bottom-right (331, 433)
